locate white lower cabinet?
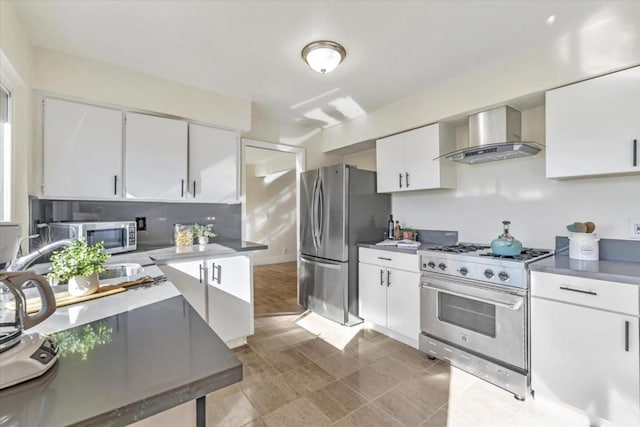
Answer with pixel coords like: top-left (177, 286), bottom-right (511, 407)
top-left (159, 254), bottom-right (253, 347)
top-left (531, 271), bottom-right (640, 426)
top-left (358, 248), bottom-right (420, 344)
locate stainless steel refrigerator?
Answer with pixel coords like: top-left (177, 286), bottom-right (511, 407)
top-left (299, 164), bottom-right (391, 326)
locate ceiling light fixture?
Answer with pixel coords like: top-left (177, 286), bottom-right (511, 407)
top-left (301, 40), bottom-right (346, 74)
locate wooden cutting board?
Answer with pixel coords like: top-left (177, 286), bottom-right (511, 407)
top-left (15, 276), bottom-right (155, 314)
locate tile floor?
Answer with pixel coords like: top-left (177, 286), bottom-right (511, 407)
top-left (214, 262), bottom-right (604, 426)
top-left (253, 262), bottom-right (301, 316)
top-left (205, 312), bottom-right (602, 427)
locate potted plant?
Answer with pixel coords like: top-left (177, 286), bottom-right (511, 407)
top-left (48, 238), bottom-right (111, 297)
top-left (401, 226), bottom-right (417, 241)
top-left (193, 223), bottom-right (216, 245)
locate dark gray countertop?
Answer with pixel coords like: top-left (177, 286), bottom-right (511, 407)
top-left (530, 255), bottom-right (640, 285)
top-left (146, 240), bottom-right (267, 264)
top-left (0, 296), bottom-right (242, 426)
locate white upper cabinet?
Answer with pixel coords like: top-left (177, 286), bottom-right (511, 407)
top-left (376, 123), bottom-right (456, 193)
top-left (125, 112), bottom-right (188, 200)
top-left (43, 99), bottom-right (123, 199)
top-left (188, 124), bottom-right (238, 203)
top-left (546, 66), bottom-right (640, 178)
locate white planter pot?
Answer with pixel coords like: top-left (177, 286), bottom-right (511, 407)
top-left (198, 237), bottom-right (209, 245)
top-left (68, 272), bottom-right (99, 297)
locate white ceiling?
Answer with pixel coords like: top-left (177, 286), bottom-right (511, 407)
top-left (12, 1), bottom-right (640, 129)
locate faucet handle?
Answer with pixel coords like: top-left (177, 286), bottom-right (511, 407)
top-left (14, 234), bottom-right (39, 259)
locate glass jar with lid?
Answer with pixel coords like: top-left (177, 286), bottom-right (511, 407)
top-left (173, 224), bottom-right (193, 247)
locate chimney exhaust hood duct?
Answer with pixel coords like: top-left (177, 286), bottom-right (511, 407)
top-left (436, 106), bottom-right (542, 164)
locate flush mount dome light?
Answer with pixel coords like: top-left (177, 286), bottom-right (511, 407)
top-left (301, 40), bottom-right (346, 74)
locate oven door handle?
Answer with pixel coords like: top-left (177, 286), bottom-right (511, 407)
top-left (423, 282), bottom-right (523, 311)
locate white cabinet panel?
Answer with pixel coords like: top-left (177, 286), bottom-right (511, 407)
top-left (376, 123), bottom-right (456, 193)
top-left (359, 248), bottom-right (420, 343)
top-left (188, 124), bottom-right (238, 203)
top-left (376, 133), bottom-right (405, 193)
top-left (358, 262), bottom-right (387, 327)
top-left (532, 297), bottom-right (639, 426)
top-left (386, 269), bottom-right (420, 341)
top-left (43, 99), bottom-right (123, 198)
top-left (546, 66), bottom-right (640, 178)
top-left (125, 113), bottom-right (188, 200)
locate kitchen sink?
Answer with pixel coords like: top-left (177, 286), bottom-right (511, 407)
top-left (98, 263), bottom-right (144, 280)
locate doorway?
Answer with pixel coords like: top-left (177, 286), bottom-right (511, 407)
top-left (241, 139), bottom-right (305, 317)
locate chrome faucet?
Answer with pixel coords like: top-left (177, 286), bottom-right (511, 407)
top-left (6, 239), bottom-right (74, 272)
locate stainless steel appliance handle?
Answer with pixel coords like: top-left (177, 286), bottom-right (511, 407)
top-left (423, 281), bottom-right (522, 310)
top-left (311, 175), bottom-right (319, 248)
top-left (300, 255), bottom-right (342, 270)
top-left (317, 177), bottom-right (324, 246)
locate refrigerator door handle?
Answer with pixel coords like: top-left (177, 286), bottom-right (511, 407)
top-left (311, 174), bottom-right (320, 249)
top-left (317, 177), bottom-right (324, 246)
top-left (300, 255), bottom-right (343, 270)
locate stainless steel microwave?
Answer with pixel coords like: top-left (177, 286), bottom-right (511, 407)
top-left (49, 221), bottom-right (137, 254)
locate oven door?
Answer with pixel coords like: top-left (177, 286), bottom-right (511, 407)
top-left (420, 273), bottom-right (526, 369)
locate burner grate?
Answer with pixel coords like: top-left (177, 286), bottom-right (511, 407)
top-left (478, 248), bottom-right (551, 261)
top-left (430, 244), bottom-right (490, 253)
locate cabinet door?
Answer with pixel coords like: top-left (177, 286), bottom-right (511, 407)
top-left (376, 134), bottom-right (405, 193)
top-left (546, 66), bottom-right (640, 178)
top-left (358, 263), bottom-right (387, 327)
top-left (386, 268), bottom-right (420, 341)
top-left (189, 124), bottom-right (238, 203)
top-left (206, 256), bottom-right (252, 343)
top-left (43, 99), bottom-right (123, 198)
top-left (532, 298), bottom-right (640, 425)
top-left (158, 261), bottom-right (206, 321)
top-left (125, 113), bottom-right (187, 200)
top-left (403, 124), bottom-right (442, 190)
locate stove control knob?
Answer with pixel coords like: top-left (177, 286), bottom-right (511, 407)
top-left (438, 263), bottom-right (447, 271)
top-left (498, 272), bottom-right (510, 282)
top-left (459, 267), bottom-right (469, 276)
top-left (484, 269), bottom-right (495, 279)
top-left (428, 261), bottom-right (436, 269)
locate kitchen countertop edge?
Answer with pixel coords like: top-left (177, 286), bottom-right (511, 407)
top-left (530, 255), bottom-right (640, 285)
top-left (357, 242), bottom-right (440, 255)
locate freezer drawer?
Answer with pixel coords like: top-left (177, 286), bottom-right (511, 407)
top-left (299, 255), bottom-right (349, 324)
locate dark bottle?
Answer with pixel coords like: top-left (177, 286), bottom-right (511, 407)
top-left (387, 215), bottom-right (394, 240)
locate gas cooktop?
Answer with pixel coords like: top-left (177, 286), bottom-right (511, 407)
top-left (424, 243), bottom-right (551, 262)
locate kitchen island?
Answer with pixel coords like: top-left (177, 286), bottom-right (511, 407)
top-left (0, 296), bottom-right (242, 426)
top-left (0, 240), bottom-right (267, 426)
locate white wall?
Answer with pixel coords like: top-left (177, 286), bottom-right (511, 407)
top-left (0, 1), bottom-right (33, 234)
top-left (32, 47), bottom-right (251, 131)
top-left (391, 107), bottom-right (640, 248)
top-left (343, 148), bottom-right (376, 171)
top-left (245, 164), bottom-right (297, 265)
top-left (324, 40), bottom-right (640, 150)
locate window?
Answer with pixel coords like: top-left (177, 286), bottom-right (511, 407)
top-left (0, 84), bottom-right (11, 221)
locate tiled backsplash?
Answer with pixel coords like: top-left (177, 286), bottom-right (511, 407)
top-left (29, 198), bottom-right (241, 249)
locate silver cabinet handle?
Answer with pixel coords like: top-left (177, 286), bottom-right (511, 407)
top-left (114, 175), bottom-right (118, 195)
top-left (199, 264), bottom-right (203, 283)
top-left (405, 172), bottom-right (409, 188)
top-left (387, 270), bottom-right (391, 286)
top-left (625, 321), bottom-right (630, 352)
top-left (193, 180), bottom-right (197, 197)
top-left (216, 265), bottom-right (222, 284)
top-left (559, 286), bottom-right (597, 296)
top-left (380, 269), bottom-right (384, 286)
top-left (399, 173), bottom-right (403, 188)
top-left (377, 256), bottom-right (392, 261)
top-left (181, 179), bottom-right (185, 197)
top-left (211, 262), bottom-right (222, 284)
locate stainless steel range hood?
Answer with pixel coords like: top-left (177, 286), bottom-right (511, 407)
top-left (437, 106), bottom-right (542, 164)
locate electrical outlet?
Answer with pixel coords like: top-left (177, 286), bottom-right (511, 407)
top-left (630, 219), bottom-right (640, 240)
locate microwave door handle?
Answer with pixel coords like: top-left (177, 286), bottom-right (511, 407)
top-left (424, 282), bottom-right (522, 311)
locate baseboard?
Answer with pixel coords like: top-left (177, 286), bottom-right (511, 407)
top-left (362, 321), bottom-right (419, 350)
top-left (252, 254), bottom-right (297, 266)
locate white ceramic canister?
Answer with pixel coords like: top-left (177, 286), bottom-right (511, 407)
top-left (568, 232), bottom-right (600, 261)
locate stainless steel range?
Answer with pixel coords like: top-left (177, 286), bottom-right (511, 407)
top-left (418, 244), bottom-right (552, 400)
